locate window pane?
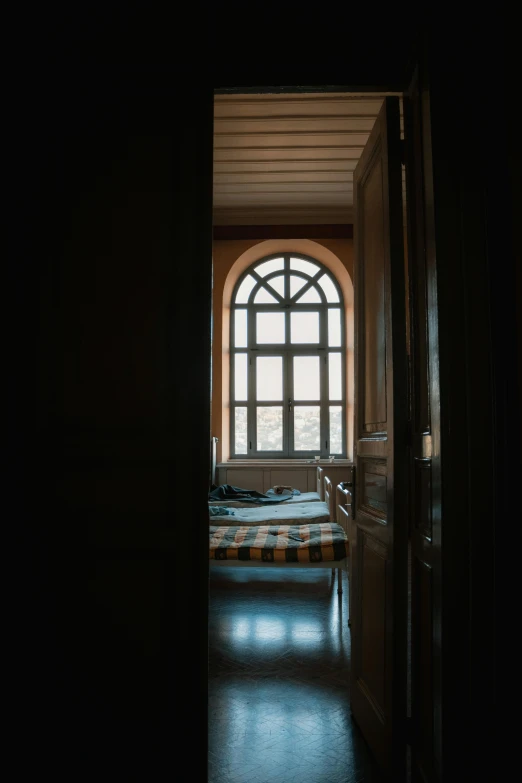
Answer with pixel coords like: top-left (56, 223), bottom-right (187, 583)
top-left (329, 353), bottom-right (342, 399)
top-left (317, 273), bottom-right (340, 302)
top-left (234, 354), bottom-right (248, 400)
top-left (293, 406), bottom-right (320, 451)
top-left (257, 312), bottom-right (285, 343)
top-left (329, 406), bottom-right (343, 453)
top-left (291, 312), bottom-right (319, 343)
top-left (254, 286), bottom-right (277, 303)
top-left (290, 258), bottom-right (320, 277)
top-left (290, 275), bottom-right (307, 298)
top-left (293, 356), bottom-right (320, 400)
top-left (235, 274), bottom-right (257, 303)
top-left (234, 310), bottom-right (247, 347)
top-left (257, 407), bottom-right (283, 450)
top-left (328, 308), bottom-right (341, 347)
top-left (267, 274), bottom-right (285, 298)
top-left (255, 257), bottom-right (284, 277)
top-left (234, 407), bottom-right (248, 453)
top-left (296, 285), bottom-right (321, 303)
top-left (257, 356), bottom-right (282, 400)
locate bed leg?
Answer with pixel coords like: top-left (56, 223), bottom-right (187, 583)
top-left (337, 566), bottom-right (343, 595)
top-left (345, 562), bottom-right (350, 626)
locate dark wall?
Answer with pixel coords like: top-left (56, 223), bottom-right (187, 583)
top-left (10, 63), bottom-right (213, 775)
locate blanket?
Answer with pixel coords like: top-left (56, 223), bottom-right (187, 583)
top-left (209, 483), bottom-right (299, 504)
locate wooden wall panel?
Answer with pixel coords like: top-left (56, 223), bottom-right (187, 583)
top-left (271, 469), bottom-right (309, 493)
top-left (225, 469), bottom-right (266, 493)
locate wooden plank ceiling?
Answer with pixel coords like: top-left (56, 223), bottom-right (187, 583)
top-left (213, 92), bottom-right (402, 226)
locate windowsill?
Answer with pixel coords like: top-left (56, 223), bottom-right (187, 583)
top-left (218, 458), bottom-right (353, 466)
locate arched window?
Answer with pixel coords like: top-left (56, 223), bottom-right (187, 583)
top-left (231, 253), bottom-right (346, 458)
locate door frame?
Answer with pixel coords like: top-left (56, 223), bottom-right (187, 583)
top-left (211, 65), bottom-right (505, 780)
top-left (214, 84), bottom-right (412, 777)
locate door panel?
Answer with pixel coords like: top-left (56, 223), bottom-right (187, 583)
top-left (360, 533), bottom-right (387, 707)
top-left (362, 156), bottom-right (387, 429)
top-left (404, 67), bottom-right (442, 783)
top-left (351, 96), bottom-right (408, 777)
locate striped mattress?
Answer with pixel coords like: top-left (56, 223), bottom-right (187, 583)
top-left (209, 522), bottom-right (348, 563)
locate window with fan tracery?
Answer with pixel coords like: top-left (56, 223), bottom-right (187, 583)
top-left (230, 253), bottom-right (346, 458)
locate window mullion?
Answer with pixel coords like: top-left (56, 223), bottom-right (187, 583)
top-left (283, 258), bottom-right (290, 457)
top-left (285, 351), bottom-right (292, 457)
top-left (320, 307), bottom-right (329, 458)
top-left (247, 303), bottom-right (256, 455)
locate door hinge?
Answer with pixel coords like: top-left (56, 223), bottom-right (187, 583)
top-left (249, 441), bottom-right (252, 449)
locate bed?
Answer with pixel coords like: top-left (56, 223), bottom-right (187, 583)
top-left (208, 442), bottom-right (349, 615)
top-left (209, 490), bottom-right (322, 508)
top-left (209, 520), bottom-right (349, 615)
top-left (209, 500), bottom-right (331, 526)
top-left (210, 521), bottom-right (348, 565)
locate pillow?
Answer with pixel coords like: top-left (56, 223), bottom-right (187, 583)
top-left (266, 486), bottom-right (301, 497)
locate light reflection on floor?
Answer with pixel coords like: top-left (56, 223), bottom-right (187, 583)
top-left (208, 566), bottom-right (382, 783)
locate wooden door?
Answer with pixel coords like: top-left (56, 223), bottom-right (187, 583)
top-left (403, 65), bottom-right (443, 783)
top-left (350, 96), bottom-right (408, 777)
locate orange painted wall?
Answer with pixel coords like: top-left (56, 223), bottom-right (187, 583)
top-left (211, 237), bottom-right (354, 462)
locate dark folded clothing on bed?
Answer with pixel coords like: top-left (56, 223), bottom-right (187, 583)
top-left (209, 484), bottom-right (288, 504)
